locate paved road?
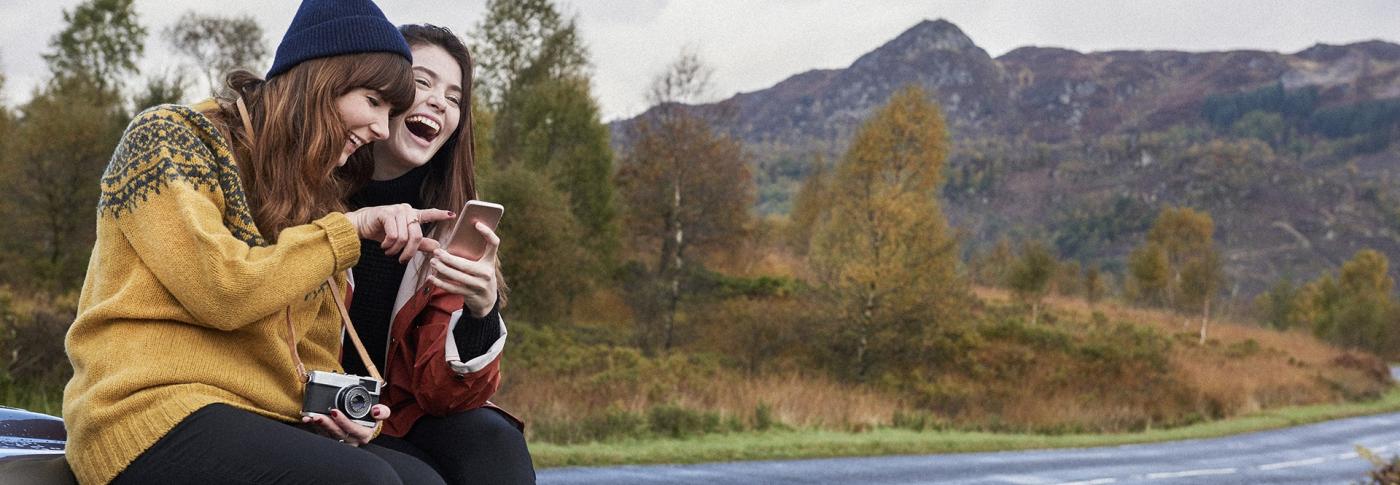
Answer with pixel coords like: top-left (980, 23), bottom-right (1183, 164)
top-left (539, 368), bottom-right (1400, 485)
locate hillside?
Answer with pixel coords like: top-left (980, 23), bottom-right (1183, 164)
top-left (495, 286), bottom-right (1392, 444)
top-left (609, 19), bottom-right (1400, 295)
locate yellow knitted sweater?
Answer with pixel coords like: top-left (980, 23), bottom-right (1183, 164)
top-left (62, 103), bottom-right (361, 484)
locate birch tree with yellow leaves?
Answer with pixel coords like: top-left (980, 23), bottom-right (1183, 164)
top-left (805, 85), bottom-right (963, 381)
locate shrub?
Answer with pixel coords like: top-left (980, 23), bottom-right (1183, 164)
top-left (647, 404), bottom-right (722, 439)
top-left (752, 402), bottom-right (775, 431)
top-left (891, 409), bottom-right (946, 431)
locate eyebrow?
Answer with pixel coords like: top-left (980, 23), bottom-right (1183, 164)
top-left (413, 66), bottom-right (462, 94)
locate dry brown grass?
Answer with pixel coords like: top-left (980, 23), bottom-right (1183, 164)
top-left (974, 285), bottom-right (1389, 425)
top-left (497, 369), bottom-right (902, 440)
top-left (502, 285), bottom-right (1390, 442)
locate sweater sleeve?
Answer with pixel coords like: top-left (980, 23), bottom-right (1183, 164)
top-left (102, 109), bottom-right (361, 330)
top-left (451, 299), bottom-right (502, 359)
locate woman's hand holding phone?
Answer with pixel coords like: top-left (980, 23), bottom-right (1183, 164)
top-left (346, 203), bottom-right (454, 262)
top-left (427, 222), bottom-right (500, 318)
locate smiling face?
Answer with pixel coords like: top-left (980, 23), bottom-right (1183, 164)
top-left (334, 87), bottom-right (393, 166)
top-left (371, 44), bottom-right (464, 179)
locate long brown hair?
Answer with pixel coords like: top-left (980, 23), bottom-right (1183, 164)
top-left (399, 24), bottom-right (478, 232)
top-left (354, 24), bottom-right (508, 305)
top-left (210, 52), bottom-right (415, 240)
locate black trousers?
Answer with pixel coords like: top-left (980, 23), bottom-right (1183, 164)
top-left (113, 403), bottom-right (444, 485)
top-left (371, 408), bottom-right (536, 485)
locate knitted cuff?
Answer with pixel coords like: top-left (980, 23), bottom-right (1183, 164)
top-left (314, 212), bottom-right (362, 272)
top-left (453, 299), bottom-right (502, 358)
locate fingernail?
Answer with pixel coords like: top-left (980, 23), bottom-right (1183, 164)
top-left (447, 211), bottom-right (456, 217)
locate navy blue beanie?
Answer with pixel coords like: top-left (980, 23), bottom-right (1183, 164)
top-left (266, 0), bottom-right (412, 79)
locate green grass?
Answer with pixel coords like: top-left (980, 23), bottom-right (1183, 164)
top-left (0, 378), bottom-right (64, 417)
top-left (530, 385), bottom-right (1400, 468)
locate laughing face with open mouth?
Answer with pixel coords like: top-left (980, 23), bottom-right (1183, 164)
top-left (371, 43), bottom-right (463, 180)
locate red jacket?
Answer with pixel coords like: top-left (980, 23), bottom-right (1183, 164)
top-left (349, 252), bottom-right (521, 438)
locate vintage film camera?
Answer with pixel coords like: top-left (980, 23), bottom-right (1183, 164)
top-left (302, 370), bottom-right (381, 428)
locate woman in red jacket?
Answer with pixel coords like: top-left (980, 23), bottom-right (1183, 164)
top-left (341, 24), bottom-right (534, 484)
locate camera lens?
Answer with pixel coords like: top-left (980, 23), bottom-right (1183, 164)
top-left (337, 385), bottom-right (372, 420)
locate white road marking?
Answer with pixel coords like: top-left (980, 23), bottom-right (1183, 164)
top-left (0, 449), bottom-right (63, 456)
top-left (1259, 457), bottom-right (1328, 470)
top-left (986, 475), bottom-right (1052, 484)
top-left (1145, 468), bottom-right (1238, 479)
top-left (1054, 478), bottom-right (1117, 485)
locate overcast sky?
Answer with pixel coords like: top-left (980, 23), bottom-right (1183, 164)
top-left (2, 1), bottom-right (1398, 121)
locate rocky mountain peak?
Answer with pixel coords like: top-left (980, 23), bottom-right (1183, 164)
top-left (850, 18), bottom-right (983, 70)
top-left (900, 18), bottom-right (977, 51)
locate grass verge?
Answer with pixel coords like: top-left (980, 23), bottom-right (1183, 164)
top-left (531, 385), bottom-right (1400, 468)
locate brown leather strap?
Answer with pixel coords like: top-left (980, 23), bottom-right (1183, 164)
top-left (283, 277), bottom-right (382, 383)
top-left (327, 277), bottom-right (384, 382)
top-left (283, 307), bottom-right (308, 381)
top-left (235, 96), bottom-right (256, 148)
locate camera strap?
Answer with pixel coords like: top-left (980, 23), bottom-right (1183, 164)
top-left (281, 277), bottom-right (383, 383)
top-left (235, 96), bottom-right (383, 384)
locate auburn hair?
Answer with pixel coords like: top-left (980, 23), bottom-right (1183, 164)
top-left (209, 52), bottom-right (415, 241)
top-left (343, 24), bottom-right (508, 306)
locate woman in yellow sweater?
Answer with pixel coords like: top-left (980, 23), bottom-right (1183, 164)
top-left (62, 1), bottom-right (452, 483)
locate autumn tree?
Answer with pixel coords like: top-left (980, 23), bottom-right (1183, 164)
top-left (163, 11), bottom-right (268, 95)
top-left (1008, 240), bottom-right (1055, 325)
top-left (1180, 250), bottom-right (1223, 343)
top-left (787, 155), bottom-right (831, 256)
top-left (1127, 242), bottom-right (1169, 306)
top-left (616, 52), bottom-right (754, 353)
top-left (1297, 250), bottom-right (1396, 354)
top-left (806, 85), bottom-right (962, 381)
top-left (1129, 207), bottom-right (1221, 311)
